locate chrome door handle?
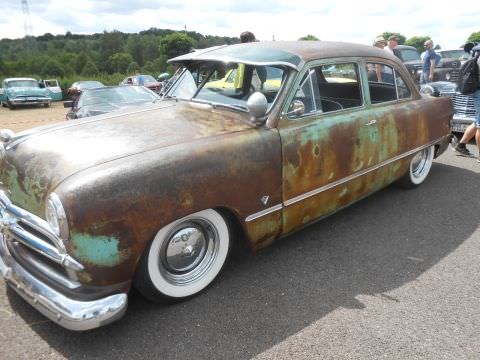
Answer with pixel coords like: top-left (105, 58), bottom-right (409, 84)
top-left (365, 119), bottom-right (377, 126)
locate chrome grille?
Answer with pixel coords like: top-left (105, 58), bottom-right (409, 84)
top-left (0, 191), bottom-right (83, 288)
top-left (452, 93), bottom-right (476, 118)
top-left (448, 70), bottom-right (460, 82)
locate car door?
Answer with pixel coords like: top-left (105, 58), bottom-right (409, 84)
top-left (365, 60), bottom-right (434, 160)
top-left (278, 60), bottom-right (381, 235)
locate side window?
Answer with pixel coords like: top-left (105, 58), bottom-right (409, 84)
top-left (288, 69), bottom-right (321, 117)
top-left (367, 63), bottom-right (397, 104)
top-left (288, 62), bottom-right (362, 119)
top-left (317, 63), bottom-right (362, 111)
top-left (395, 70), bottom-right (411, 99)
top-left (367, 63), bottom-right (412, 104)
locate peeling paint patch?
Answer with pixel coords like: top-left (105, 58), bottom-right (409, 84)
top-left (72, 233), bottom-right (127, 267)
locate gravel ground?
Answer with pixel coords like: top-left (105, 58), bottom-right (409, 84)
top-left (0, 102), bottom-right (67, 132)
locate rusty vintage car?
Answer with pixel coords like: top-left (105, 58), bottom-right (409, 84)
top-left (0, 41), bottom-right (452, 331)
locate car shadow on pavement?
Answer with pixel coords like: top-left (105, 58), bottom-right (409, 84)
top-left (6, 162), bottom-right (479, 360)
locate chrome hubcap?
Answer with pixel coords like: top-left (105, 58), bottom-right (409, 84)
top-left (159, 219), bottom-right (219, 285)
top-left (164, 227), bottom-right (207, 272)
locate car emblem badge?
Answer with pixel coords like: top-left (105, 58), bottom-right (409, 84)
top-left (260, 195), bottom-right (269, 206)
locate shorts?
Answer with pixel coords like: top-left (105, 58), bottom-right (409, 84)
top-left (474, 89), bottom-right (480, 128)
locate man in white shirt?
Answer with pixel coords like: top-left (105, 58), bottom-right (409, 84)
top-left (384, 35), bottom-right (399, 55)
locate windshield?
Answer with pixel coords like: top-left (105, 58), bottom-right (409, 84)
top-left (6, 80), bottom-right (39, 88)
top-left (438, 50), bottom-right (470, 61)
top-left (78, 86), bottom-right (159, 107)
top-left (398, 49), bottom-right (421, 61)
top-left (165, 61), bottom-right (287, 111)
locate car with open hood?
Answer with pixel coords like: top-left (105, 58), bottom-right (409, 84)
top-left (0, 41), bottom-right (452, 331)
top-left (0, 77), bottom-right (52, 109)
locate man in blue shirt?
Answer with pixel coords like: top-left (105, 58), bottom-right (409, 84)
top-left (421, 39), bottom-right (436, 84)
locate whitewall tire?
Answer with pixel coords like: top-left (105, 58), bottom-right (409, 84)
top-left (135, 209), bottom-right (230, 301)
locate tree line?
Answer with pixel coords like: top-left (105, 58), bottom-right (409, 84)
top-left (0, 28), bottom-right (238, 89)
top-left (0, 28), bottom-right (479, 91)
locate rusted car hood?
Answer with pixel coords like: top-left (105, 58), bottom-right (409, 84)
top-left (0, 101), bottom-right (254, 215)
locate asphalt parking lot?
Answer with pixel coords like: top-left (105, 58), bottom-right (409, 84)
top-left (0, 106), bottom-right (479, 359)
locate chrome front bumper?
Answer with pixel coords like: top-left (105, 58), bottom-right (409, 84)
top-left (10, 97), bottom-right (51, 106)
top-left (0, 236), bottom-right (128, 331)
top-left (0, 191), bottom-right (128, 331)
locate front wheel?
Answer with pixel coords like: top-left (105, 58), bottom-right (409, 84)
top-left (134, 209), bottom-right (230, 302)
top-left (396, 145), bottom-right (434, 189)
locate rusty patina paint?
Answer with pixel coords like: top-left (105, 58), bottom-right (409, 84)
top-left (0, 42), bottom-right (452, 293)
top-left (279, 93), bottom-right (451, 235)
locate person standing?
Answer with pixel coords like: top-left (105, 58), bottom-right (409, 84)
top-left (235, 31), bottom-right (258, 90)
top-left (384, 35), bottom-right (399, 55)
top-left (452, 44), bottom-right (480, 162)
top-left (421, 39), bottom-right (436, 84)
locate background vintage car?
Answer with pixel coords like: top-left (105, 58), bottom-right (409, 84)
top-left (395, 45), bottom-right (461, 83)
top-left (120, 74), bottom-right (162, 93)
top-left (63, 85), bottom-right (160, 119)
top-left (0, 41), bottom-right (451, 331)
top-left (420, 81), bottom-right (476, 140)
top-left (436, 49), bottom-right (470, 65)
top-left (0, 77), bottom-right (52, 109)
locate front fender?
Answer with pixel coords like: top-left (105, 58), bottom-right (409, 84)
top-left (55, 128), bottom-right (283, 286)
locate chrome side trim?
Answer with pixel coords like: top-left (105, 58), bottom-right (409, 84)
top-left (245, 204), bottom-right (283, 222)
top-left (284, 140), bottom-right (440, 207)
top-left (0, 236), bottom-right (127, 331)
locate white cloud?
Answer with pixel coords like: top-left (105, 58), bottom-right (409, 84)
top-left (0, 0), bottom-right (478, 49)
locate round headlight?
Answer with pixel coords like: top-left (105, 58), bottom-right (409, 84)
top-left (46, 193), bottom-right (69, 240)
top-left (419, 85), bottom-right (434, 96)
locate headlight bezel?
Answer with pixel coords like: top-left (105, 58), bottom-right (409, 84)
top-left (46, 192), bottom-right (69, 240)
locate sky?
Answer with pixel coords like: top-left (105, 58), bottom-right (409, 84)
top-left (0, 0), bottom-right (478, 49)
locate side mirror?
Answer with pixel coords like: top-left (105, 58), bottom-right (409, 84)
top-left (0, 88), bottom-right (4, 95)
top-left (246, 92), bottom-right (268, 125)
top-left (287, 100), bottom-right (305, 117)
top-left (63, 100), bottom-right (74, 108)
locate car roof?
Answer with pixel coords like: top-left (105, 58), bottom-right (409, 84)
top-left (169, 41), bottom-right (401, 71)
top-left (4, 77), bottom-right (37, 82)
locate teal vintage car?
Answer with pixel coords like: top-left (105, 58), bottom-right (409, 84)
top-left (0, 78), bottom-right (52, 109)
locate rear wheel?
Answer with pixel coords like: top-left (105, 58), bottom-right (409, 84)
top-left (396, 145), bottom-right (434, 188)
top-left (134, 209), bottom-right (230, 302)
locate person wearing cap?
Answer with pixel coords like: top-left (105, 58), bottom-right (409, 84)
top-left (373, 36), bottom-right (386, 49)
top-left (421, 39), bottom-right (436, 84)
top-left (384, 35), bottom-right (398, 55)
top-left (369, 36), bottom-right (387, 82)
